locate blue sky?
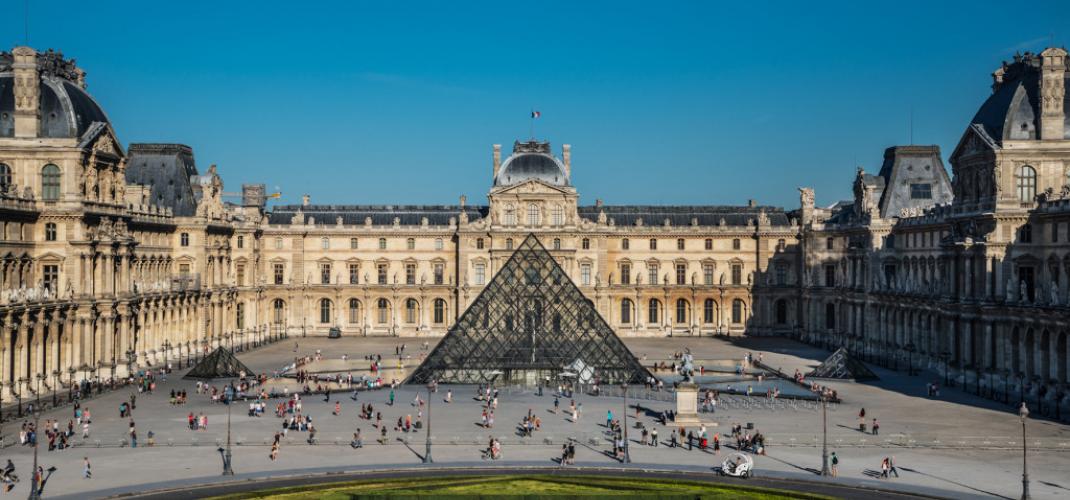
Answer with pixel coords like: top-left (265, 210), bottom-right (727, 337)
top-left (4, 1), bottom-right (1068, 208)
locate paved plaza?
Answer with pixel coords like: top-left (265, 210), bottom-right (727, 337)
top-left (1, 336), bottom-right (1068, 499)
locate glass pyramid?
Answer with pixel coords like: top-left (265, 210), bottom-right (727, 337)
top-left (407, 234), bottom-right (652, 386)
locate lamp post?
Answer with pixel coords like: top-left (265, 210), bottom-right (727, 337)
top-left (221, 385), bottom-right (234, 475)
top-left (1019, 402), bottom-right (1030, 500)
top-left (1003, 369), bottom-right (1011, 404)
top-left (820, 393), bottom-right (830, 476)
top-left (423, 382), bottom-right (433, 464)
top-left (34, 374), bottom-right (42, 410)
top-left (621, 382), bottom-right (631, 463)
top-left (51, 370), bottom-right (58, 407)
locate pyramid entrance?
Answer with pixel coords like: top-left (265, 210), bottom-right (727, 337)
top-left (407, 234), bottom-right (652, 386)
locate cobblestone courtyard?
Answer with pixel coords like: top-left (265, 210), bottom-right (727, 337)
top-left (3, 335), bottom-right (1068, 499)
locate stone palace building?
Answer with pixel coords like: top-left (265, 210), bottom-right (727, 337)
top-left (1, 45), bottom-right (1068, 418)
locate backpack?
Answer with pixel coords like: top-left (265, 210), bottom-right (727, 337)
top-left (832, 455), bottom-right (839, 465)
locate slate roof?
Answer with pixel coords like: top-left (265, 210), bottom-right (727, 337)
top-left (577, 205), bottom-right (790, 226)
top-left (0, 75), bottom-right (109, 139)
top-left (267, 204), bottom-right (489, 226)
top-left (125, 144), bottom-right (199, 216)
top-left (970, 50), bottom-right (1070, 144)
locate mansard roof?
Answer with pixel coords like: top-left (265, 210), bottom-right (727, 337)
top-left (125, 143), bottom-right (199, 217)
top-left (267, 204), bottom-right (489, 226)
top-left (577, 205), bottom-right (790, 226)
top-left (971, 48), bottom-right (1070, 144)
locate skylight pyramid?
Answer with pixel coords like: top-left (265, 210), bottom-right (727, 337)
top-left (407, 234), bottom-right (652, 386)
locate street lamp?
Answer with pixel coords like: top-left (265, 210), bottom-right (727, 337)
top-left (621, 382), bottom-right (631, 463)
top-left (34, 374), bottom-right (42, 410)
top-left (218, 384), bottom-right (235, 475)
top-left (27, 407), bottom-right (57, 500)
top-left (423, 381), bottom-right (433, 463)
top-left (51, 370), bottom-right (59, 407)
top-left (820, 393), bottom-right (830, 476)
top-left (1019, 402), bottom-right (1030, 500)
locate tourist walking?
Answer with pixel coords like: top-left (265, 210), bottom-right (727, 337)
top-left (83, 457), bottom-right (91, 479)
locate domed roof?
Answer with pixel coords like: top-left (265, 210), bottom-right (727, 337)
top-left (495, 140), bottom-right (569, 187)
top-left (0, 49), bottom-right (110, 139)
top-left (970, 49), bottom-right (1069, 144)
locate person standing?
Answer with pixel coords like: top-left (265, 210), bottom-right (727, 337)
top-left (83, 457), bottom-right (91, 479)
top-left (872, 418), bottom-right (879, 435)
top-left (651, 428), bottom-right (658, 447)
top-left (830, 452), bottom-right (839, 477)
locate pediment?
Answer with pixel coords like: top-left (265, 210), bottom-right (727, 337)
top-left (491, 178), bottom-right (573, 197)
top-left (79, 123), bottom-right (125, 158)
top-left (950, 124), bottom-right (998, 161)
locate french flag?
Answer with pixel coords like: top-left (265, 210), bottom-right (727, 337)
top-left (531, 110), bottom-right (541, 119)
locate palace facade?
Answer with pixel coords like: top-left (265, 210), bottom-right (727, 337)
top-left (1, 45), bottom-right (1068, 418)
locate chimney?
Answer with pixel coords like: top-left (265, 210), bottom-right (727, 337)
top-left (748, 199), bottom-right (757, 208)
top-left (1039, 47), bottom-right (1067, 140)
top-left (492, 144), bottom-right (501, 179)
top-left (302, 194), bottom-right (310, 206)
top-left (562, 144), bottom-right (571, 177)
top-left (12, 47), bottom-right (40, 138)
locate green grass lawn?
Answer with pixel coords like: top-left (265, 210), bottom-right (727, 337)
top-left (210, 474), bottom-right (834, 499)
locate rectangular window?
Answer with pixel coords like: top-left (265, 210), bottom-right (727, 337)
top-left (581, 238), bottom-right (590, 250)
top-left (435, 238), bottom-right (444, 250)
top-left (379, 238), bottom-right (387, 250)
top-left (703, 264), bottom-right (714, 285)
top-left (349, 263), bottom-right (359, 284)
top-left (731, 264), bottom-right (742, 285)
top-left (581, 264), bottom-right (591, 286)
top-left (275, 238), bottom-right (283, 249)
top-left (321, 238), bottom-right (330, 249)
top-left (1052, 223), bottom-right (1059, 243)
top-left (620, 263), bottom-right (631, 285)
top-left (405, 263), bottom-right (416, 285)
top-left (237, 235), bottom-right (244, 249)
top-left (433, 263), bottom-right (444, 285)
top-left (825, 265), bottom-right (836, 287)
top-left (474, 263), bottom-right (486, 285)
top-left (42, 265), bottom-right (58, 292)
top-left (675, 263), bottom-right (686, 285)
top-left (377, 263), bottom-right (388, 284)
top-left (910, 183), bottom-right (932, 199)
top-left (826, 237), bottom-right (834, 250)
top-left (180, 233), bottom-right (190, 247)
top-left (704, 239), bottom-right (713, 250)
top-left (320, 263), bottom-right (331, 284)
top-left (236, 264), bottom-right (245, 286)
top-left (649, 239), bottom-right (657, 250)
top-left (622, 238), bottom-right (629, 250)
top-left (648, 264), bottom-right (659, 285)
top-left (274, 263), bottom-right (284, 284)
top-left (676, 239), bottom-right (685, 250)
top-left (179, 263), bottom-right (191, 274)
top-left (350, 238), bottom-right (358, 249)
top-left (732, 238), bottom-right (740, 250)
top-left (775, 264), bottom-right (787, 285)
top-left (777, 238), bottom-right (786, 251)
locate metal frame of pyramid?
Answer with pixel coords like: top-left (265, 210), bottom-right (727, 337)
top-left (407, 234), bottom-right (653, 386)
top-left (183, 347), bottom-right (253, 380)
top-left (806, 347), bottom-right (878, 381)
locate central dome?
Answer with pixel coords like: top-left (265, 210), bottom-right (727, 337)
top-left (495, 140), bottom-right (569, 187)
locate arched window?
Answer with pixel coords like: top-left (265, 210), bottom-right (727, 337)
top-left (272, 299), bottom-right (285, 324)
top-left (0, 163), bottom-right (10, 191)
top-left (506, 238), bottom-right (514, 250)
top-left (620, 299), bottom-right (632, 324)
top-left (405, 298), bottom-right (418, 323)
top-left (648, 299), bottom-right (661, 324)
top-left (1016, 165), bottom-right (1037, 202)
top-left (527, 203), bottom-right (539, 226)
top-left (703, 298), bottom-right (715, 323)
top-left (552, 205), bottom-right (563, 226)
top-left (676, 298), bottom-right (689, 324)
top-left (825, 303), bottom-right (836, 330)
top-left (377, 298), bottom-right (390, 324)
top-left (732, 299), bottom-right (744, 324)
top-left (433, 298), bottom-right (446, 324)
top-left (319, 298), bottom-right (333, 324)
top-left (553, 238), bottom-right (561, 250)
top-left (348, 299), bottom-right (362, 323)
top-left (41, 164), bottom-right (61, 201)
top-left (775, 299), bottom-right (787, 325)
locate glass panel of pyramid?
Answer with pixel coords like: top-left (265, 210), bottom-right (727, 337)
top-left (407, 234), bottom-right (652, 386)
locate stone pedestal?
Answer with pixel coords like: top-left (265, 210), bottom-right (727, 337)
top-left (673, 382), bottom-right (703, 426)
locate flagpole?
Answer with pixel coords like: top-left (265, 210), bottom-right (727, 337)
top-left (530, 110), bottom-right (534, 140)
